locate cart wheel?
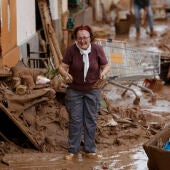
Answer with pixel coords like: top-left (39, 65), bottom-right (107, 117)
top-left (133, 96), bottom-right (140, 105)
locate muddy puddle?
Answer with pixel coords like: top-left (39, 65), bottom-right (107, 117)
top-left (142, 99), bottom-right (170, 113)
top-left (106, 86), bottom-right (170, 113)
top-left (1, 147), bottom-right (148, 170)
top-left (100, 147), bottom-right (147, 170)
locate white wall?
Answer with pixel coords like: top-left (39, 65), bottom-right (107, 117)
top-left (49, 0), bottom-right (59, 20)
top-left (16, 0), bottom-right (36, 46)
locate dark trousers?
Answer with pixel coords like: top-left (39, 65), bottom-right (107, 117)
top-left (65, 88), bottom-right (101, 154)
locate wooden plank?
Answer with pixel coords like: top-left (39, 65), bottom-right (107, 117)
top-left (36, 0), bottom-right (49, 42)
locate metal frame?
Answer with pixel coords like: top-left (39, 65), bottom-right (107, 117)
top-left (96, 39), bottom-right (161, 105)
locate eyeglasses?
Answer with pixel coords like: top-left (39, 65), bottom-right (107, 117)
top-left (77, 36), bottom-right (90, 42)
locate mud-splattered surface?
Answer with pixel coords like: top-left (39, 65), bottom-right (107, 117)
top-left (1, 82), bottom-right (170, 170)
top-left (1, 19), bottom-right (170, 170)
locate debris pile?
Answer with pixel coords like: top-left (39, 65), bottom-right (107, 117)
top-left (0, 65), bottom-right (69, 155)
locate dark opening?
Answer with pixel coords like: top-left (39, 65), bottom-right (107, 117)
top-left (0, 108), bottom-right (36, 149)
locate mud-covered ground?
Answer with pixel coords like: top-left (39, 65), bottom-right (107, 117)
top-left (0, 19), bottom-right (170, 170)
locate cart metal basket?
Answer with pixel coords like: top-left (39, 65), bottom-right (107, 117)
top-left (96, 39), bottom-right (161, 105)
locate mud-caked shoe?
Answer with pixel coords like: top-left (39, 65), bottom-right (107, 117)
top-left (64, 153), bottom-right (75, 160)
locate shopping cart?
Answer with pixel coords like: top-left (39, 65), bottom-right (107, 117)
top-left (96, 38), bottom-right (161, 105)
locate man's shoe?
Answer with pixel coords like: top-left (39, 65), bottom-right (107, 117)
top-left (64, 153), bottom-right (75, 160)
